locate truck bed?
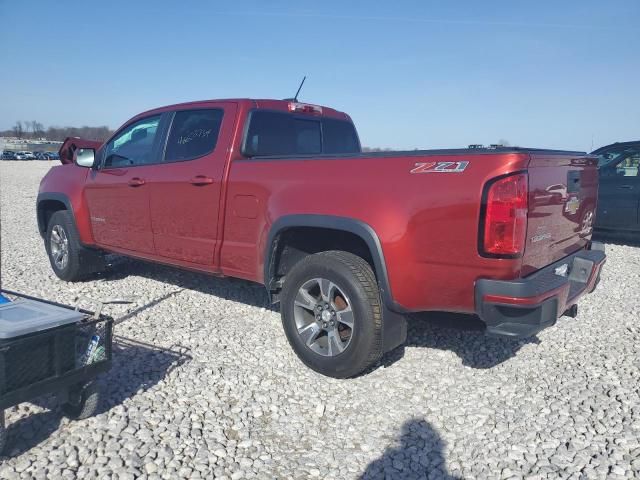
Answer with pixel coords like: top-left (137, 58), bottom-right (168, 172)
top-left (248, 147), bottom-right (587, 160)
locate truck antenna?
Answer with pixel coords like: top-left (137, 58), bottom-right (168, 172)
top-left (293, 76), bottom-right (306, 102)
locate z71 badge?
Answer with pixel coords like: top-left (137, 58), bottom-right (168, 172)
top-left (410, 161), bottom-right (469, 174)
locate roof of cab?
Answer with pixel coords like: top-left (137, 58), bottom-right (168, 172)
top-left (590, 140), bottom-right (640, 155)
top-left (137, 98), bottom-right (352, 121)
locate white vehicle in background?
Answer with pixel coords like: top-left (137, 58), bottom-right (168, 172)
top-left (16, 151), bottom-right (35, 160)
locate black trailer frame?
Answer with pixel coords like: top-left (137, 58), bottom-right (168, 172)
top-left (0, 289), bottom-right (113, 454)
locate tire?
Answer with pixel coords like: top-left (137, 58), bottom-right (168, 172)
top-left (280, 250), bottom-right (383, 378)
top-left (62, 381), bottom-right (101, 420)
top-left (45, 210), bottom-right (105, 281)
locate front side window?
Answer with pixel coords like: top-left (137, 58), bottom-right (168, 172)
top-left (165, 109), bottom-right (224, 162)
top-left (103, 115), bottom-right (161, 167)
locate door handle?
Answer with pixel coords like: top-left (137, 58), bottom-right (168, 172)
top-left (619, 185), bottom-right (633, 190)
top-left (190, 175), bottom-right (214, 186)
top-left (128, 177), bottom-right (145, 187)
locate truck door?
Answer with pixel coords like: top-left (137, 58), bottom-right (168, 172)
top-left (145, 103), bottom-right (237, 266)
top-left (84, 114), bottom-right (165, 254)
top-left (596, 148), bottom-right (640, 230)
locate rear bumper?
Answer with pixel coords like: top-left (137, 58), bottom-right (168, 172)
top-left (475, 243), bottom-right (606, 338)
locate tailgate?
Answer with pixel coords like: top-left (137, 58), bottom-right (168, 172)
top-left (522, 152), bottom-right (599, 276)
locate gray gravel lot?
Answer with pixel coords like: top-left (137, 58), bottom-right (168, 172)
top-left (0, 160), bottom-right (639, 479)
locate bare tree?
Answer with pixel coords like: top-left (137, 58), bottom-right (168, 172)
top-left (12, 121), bottom-right (23, 138)
top-left (34, 121), bottom-right (45, 138)
top-left (362, 147), bottom-right (397, 152)
top-left (2, 122), bottom-right (113, 141)
top-left (43, 125), bottom-right (113, 142)
top-left (29, 120), bottom-right (40, 139)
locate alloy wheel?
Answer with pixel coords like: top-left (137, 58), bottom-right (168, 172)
top-left (293, 277), bottom-right (355, 356)
top-left (50, 225), bottom-right (69, 270)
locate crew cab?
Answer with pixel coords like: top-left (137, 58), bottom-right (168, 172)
top-left (37, 99), bottom-right (606, 377)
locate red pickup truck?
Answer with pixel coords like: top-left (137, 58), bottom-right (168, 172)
top-left (37, 98), bottom-right (606, 377)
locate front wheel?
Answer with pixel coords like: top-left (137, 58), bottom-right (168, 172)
top-left (45, 210), bottom-right (105, 281)
top-left (280, 251), bottom-right (383, 378)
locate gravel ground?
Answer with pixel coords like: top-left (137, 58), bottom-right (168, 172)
top-left (0, 160), bottom-right (639, 480)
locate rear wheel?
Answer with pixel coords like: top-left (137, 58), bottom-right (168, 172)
top-left (45, 210), bottom-right (105, 281)
top-left (280, 251), bottom-right (383, 378)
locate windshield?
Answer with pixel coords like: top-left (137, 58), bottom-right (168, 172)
top-left (597, 151), bottom-right (624, 167)
top-left (596, 145), bottom-right (640, 177)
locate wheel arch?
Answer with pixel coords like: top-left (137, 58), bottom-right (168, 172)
top-left (265, 214), bottom-right (408, 354)
top-left (264, 214), bottom-right (399, 312)
top-left (37, 193), bottom-right (73, 238)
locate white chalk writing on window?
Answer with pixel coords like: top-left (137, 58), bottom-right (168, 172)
top-left (178, 129), bottom-right (212, 145)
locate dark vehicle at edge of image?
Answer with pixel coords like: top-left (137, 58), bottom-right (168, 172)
top-left (592, 140), bottom-right (640, 235)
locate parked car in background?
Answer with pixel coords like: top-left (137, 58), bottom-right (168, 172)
top-left (14, 152), bottom-right (27, 160)
top-left (46, 152), bottom-right (60, 160)
top-left (17, 151), bottom-right (36, 160)
top-left (592, 141), bottom-right (640, 234)
top-left (35, 152), bottom-right (51, 160)
top-left (37, 98), bottom-right (606, 378)
top-left (1, 150), bottom-right (17, 160)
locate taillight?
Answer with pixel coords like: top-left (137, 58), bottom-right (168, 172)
top-left (480, 172), bottom-right (528, 257)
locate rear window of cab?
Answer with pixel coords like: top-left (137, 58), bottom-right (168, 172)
top-left (242, 110), bottom-right (360, 157)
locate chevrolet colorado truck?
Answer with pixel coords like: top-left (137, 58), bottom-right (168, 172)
top-left (37, 99), bottom-right (606, 378)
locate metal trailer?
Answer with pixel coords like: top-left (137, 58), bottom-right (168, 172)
top-left (0, 290), bottom-right (113, 455)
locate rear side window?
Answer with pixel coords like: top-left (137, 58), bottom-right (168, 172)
top-left (243, 111), bottom-right (359, 157)
top-left (322, 118), bottom-right (360, 154)
top-left (165, 109), bottom-right (223, 162)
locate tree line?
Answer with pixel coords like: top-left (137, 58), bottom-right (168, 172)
top-left (2, 121), bottom-right (114, 142)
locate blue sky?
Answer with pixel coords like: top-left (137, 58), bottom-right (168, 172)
top-left (0, 0), bottom-right (638, 151)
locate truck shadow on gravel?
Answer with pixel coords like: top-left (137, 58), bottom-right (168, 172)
top-left (2, 335), bottom-right (191, 458)
top-left (101, 258), bottom-right (534, 372)
top-left (379, 312), bottom-right (538, 370)
top-left (103, 257), bottom-right (539, 374)
top-left (361, 418), bottom-right (460, 479)
top-left (592, 231), bottom-right (640, 247)
top-left (99, 257), bottom-right (275, 311)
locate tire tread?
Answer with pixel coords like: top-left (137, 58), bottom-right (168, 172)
top-left (318, 250), bottom-right (383, 369)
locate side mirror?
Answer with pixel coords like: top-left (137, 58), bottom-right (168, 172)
top-left (75, 148), bottom-right (96, 168)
